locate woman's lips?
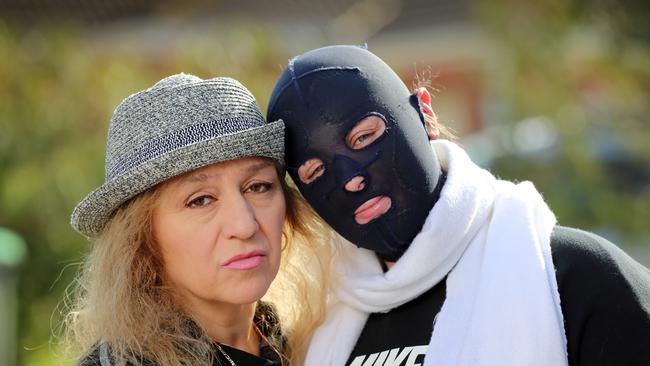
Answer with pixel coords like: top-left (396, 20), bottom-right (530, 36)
top-left (354, 196), bottom-right (392, 224)
top-left (222, 250), bottom-right (266, 270)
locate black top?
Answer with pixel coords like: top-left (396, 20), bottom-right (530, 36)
top-left (77, 341), bottom-right (281, 366)
top-left (77, 301), bottom-right (284, 366)
top-left (347, 226), bottom-right (650, 366)
top-left (217, 343), bottom-right (281, 366)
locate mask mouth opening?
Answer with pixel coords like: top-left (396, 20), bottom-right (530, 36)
top-left (353, 195), bottom-right (392, 225)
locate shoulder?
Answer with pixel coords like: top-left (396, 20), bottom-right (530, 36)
top-left (550, 226), bottom-right (650, 365)
top-left (552, 225), bottom-right (623, 260)
top-left (76, 343), bottom-right (146, 366)
top-left (551, 225), bottom-right (649, 281)
top-left (550, 225), bottom-right (650, 306)
top-left (76, 343), bottom-right (111, 366)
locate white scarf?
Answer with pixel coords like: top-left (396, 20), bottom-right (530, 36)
top-left (304, 140), bottom-right (568, 366)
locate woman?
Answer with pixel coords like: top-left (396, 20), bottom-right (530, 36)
top-left (63, 73), bottom-right (330, 366)
top-left (267, 45), bottom-right (650, 366)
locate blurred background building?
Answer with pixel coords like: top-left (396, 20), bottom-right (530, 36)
top-left (0, 0), bottom-right (648, 364)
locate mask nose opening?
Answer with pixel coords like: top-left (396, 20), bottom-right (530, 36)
top-left (332, 154), bottom-right (364, 185)
top-left (324, 151), bottom-right (383, 200)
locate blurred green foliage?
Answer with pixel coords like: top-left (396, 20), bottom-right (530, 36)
top-left (476, 0), bottom-right (650, 237)
top-left (0, 1), bottom-right (648, 365)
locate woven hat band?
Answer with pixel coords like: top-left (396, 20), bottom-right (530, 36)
top-left (107, 116), bottom-right (262, 180)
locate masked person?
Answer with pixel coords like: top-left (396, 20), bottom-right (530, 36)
top-left (65, 73), bottom-right (328, 366)
top-left (266, 45), bottom-right (650, 366)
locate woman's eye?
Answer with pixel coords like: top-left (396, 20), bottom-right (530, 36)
top-left (347, 115), bottom-right (387, 149)
top-left (246, 182), bottom-right (273, 193)
top-left (187, 195), bottom-right (215, 208)
top-left (309, 165), bottom-right (325, 180)
top-left (355, 133), bottom-right (372, 145)
top-left (298, 158), bottom-right (326, 184)
top-left (350, 130), bottom-right (378, 149)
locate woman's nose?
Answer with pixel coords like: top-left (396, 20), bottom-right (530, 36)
top-left (345, 176), bottom-right (366, 192)
top-left (222, 195), bottom-right (259, 240)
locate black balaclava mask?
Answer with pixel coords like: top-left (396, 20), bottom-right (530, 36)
top-left (267, 45), bottom-right (442, 261)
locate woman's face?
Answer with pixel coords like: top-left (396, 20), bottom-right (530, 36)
top-left (152, 157), bottom-right (285, 308)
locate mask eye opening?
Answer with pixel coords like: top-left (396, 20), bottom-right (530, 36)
top-left (345, 112), bottom-right (388, 151)
top-left (297, 157), bottom-right (326, 185)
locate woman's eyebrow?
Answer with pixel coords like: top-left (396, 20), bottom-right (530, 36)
top-left (180, 172), bottom-right (215, 184)
top-left (245, 160), bottom-right (274, 174)
top-left (177, 160), bottom-right (273, 186)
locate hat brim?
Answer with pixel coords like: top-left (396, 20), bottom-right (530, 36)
top-left (71, 120), bottom-right (284, 238)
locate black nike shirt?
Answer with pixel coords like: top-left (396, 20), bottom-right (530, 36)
top-left (346, 226), bottom-right (650, 366)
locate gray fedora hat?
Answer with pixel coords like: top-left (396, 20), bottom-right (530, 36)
top-left (71, 73), bottom-right (284, 237)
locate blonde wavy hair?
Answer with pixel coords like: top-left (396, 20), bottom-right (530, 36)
top-left (63, 166), bottom-right (332, 366)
